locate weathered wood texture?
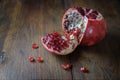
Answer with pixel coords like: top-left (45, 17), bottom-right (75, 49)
top-left (0, 0), bottom-right (120, 80)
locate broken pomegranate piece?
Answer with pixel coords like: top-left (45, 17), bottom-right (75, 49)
top-left (62, 7), bottom-right (106, 46)
top-left (41, 32), bottom-right (78, 55)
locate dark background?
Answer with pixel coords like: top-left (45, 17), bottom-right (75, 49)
top-left (0, 0), bottom-right (120, 80)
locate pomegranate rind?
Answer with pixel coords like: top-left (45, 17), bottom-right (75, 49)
top-left (81, 19), bottom-right (106, 46)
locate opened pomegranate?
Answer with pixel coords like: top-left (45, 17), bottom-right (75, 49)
top-left (41, 32), bottom-right (78, 55)
top-left (62, 7), bottom-right (106, 46)
top-left (41, 7), bottom-right (106, 55)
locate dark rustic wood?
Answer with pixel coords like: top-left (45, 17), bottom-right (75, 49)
top-left (0, 0), bottom-right (120, 80)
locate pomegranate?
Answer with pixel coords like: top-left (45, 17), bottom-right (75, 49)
top-left (41, 7), bottom-right (106, 55)
top-left (62, 7), bottom-right (106, 46)
top-left (41, 32), bottom-right (78, 55)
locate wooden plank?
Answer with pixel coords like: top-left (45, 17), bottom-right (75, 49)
top-left (0, 0), bottom-right (120, 80)
top-left (0, 0), bottom-right (72, 80)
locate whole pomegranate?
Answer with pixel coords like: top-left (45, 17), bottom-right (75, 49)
top-left (62, 7), bottom-right (106, 46)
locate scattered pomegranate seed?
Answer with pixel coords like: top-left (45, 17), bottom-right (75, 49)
top-left (37, 57), bottom-right (43, 62)
top-left (61, 63), bottom-right (72, 70)
top-left (29, 56), bottom-right (35, 62)
top-left (32, 43), bottom-right (39, 49)
top-left (80, 67), bottom-right (87, 73)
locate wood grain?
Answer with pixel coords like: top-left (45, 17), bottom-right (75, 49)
top-left (0, 0), bottom-right (120, 80)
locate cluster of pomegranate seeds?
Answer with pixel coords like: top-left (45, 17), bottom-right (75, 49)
top-left (29, 56), bottom-right (35, 62)
top-left (30, 43), bottom-right (44, 63)
top-left (64, 20), bottom-right (69, 29)
top-left (80, 67), bottom-right (87, 73)
top-left (86, 10), bottom-right (98, 19)
top-left (42, 32), bottom-right (69, 52)
top-left (29, 56), bottom-right (43, 63)
top-left (37, 57), bottom-right (43, 62)
top-left (77, 7), bottom-right (85, 16)
top-left (61, 63), bottom-right (72, 70)
top-left (77, 7), bottom-right (98, 19)
top-left (32, 43), bottom-right (39, 49)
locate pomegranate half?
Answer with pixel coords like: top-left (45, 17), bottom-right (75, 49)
top-left (62, 7), bottom-right (106, 46)
top-left (41, 32), bottom-right (78, 55)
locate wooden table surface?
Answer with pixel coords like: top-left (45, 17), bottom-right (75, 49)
top-left (0, 0), bottom-right (120, 80)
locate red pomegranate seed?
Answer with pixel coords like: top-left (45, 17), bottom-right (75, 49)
top-left (66, 64), bottom-right (72, 68)
top-left (92, 10), bottom-right (98, 15)
top-left (32, 43), bottom-right (39, 49)
top-left (64, 15), bottom-right (68, 19)
top-left (78, 7), bottom-right (85, 16)
top-left (37, 57), bottom-right (43, 62)
top-left (61, 63), bottom-right (72, 70)
top-left (29, 56), bottom-right (35, 62)
top-left (64, 20), bottom-right (69, 27)
top-left (85, 8), bottom-right (90, 13)
top-left (65, 33), bottom-right (70, 39)
top-left (80, 67), bottom-right (87, 73)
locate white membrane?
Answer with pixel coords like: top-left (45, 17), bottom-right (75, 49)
top-left (65, 10), bottom-right (83, 31)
